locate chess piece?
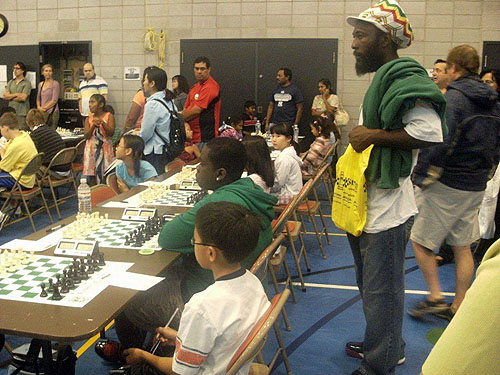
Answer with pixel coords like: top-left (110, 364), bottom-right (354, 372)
top-left (40, 283), bottom-right (48, 298)
top-left (80, 264), bottom-right (89, 280)
top-left (98, 253), bottom-right (105, 266)
top-left (48, 278), bottom-right (54, 291)
top-left (50, 285), bottom-right (63, 300)
top-left (60, 279), bottom-right (69, 294)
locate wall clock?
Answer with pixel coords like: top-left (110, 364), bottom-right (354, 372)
top-left (0, 14), bottom-right (9, 38)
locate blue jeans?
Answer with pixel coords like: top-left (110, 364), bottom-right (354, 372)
top-left (0, 172), bottom-right (16, 190)
top-left (347, 220), bottom-right (408, 375)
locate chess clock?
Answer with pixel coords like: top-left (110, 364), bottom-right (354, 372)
top-left (54, 239), bottom-right (99, 258)
top-left (121, 207), bottom-right (157, 222)
top-left (0, 14), bottom-right (8, 38)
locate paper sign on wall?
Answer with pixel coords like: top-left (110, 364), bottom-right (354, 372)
top-left (124, 67), bottom-right (141, 81)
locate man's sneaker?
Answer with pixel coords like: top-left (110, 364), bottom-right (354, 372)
top-left (407, 298), bottom-right (449, 319)
top-left (432, 304), bottom-right (455, 321)
top-left (345, 342), bottom-right (406, 365)
top-left (0, 211), bottom-right (10, 231)
top-left (94, 340), bottom-right (124, 363)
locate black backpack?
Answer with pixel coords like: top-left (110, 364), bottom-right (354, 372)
top-left (153, 98), bottom-right (186, 163)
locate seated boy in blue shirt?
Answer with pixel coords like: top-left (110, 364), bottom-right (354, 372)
top-left (123, 201), bottom-right (270, 375)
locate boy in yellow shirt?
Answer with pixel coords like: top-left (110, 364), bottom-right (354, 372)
top-left (0, 112), bottom-right (38, 229)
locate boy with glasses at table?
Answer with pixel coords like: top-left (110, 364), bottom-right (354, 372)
top-left (122, 201), bottom-right (270, 375)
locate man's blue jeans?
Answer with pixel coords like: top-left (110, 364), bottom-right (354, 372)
top-left (347, 220), bottom-right (408, 375)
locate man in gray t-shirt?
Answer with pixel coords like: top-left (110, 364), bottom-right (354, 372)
top-left (3, 62), bottom-right (32, 130)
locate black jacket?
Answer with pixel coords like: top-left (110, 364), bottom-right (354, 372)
top-left (413, 75), bottom-right (500, 191)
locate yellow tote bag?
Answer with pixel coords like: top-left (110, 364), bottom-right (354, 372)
top-left (332, 144), bottom-right (374, 236)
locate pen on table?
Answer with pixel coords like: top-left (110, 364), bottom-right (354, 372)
top-left (151, 307), bottom-right (180, 355)
top-left (46, 224), bottom-right (65, 233)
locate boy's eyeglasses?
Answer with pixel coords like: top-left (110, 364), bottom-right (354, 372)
top-left (190, 237), bottom-right (213, 247)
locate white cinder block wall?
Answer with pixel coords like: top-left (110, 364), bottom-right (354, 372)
top-left (1, 0), bottom-right (500, 144)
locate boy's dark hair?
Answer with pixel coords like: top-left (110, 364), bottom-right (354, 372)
top-left (172, 74), bottom-right (190, 95)
top-left (195, 202), bottom-right (261, 263)
top-left (15, 62), bottom-right (27, 77)
top-left (122, 134), bottom-right (145, 178)
top-left (194, 56), bottom-right (211, 68)
top-left (206, 137), bottom-right (247, 181)
top-left (434, 59), bottom-right (447, 65)
top-left (242, 136), bottom-right (274, 188)
top-left (0, 106), bottom-right (16, 117)
top-left (244, 100), bottom-right (256, 109)
top-left (279, 67), bottom-right (292, 81)
top-left (0, 112), bottom-right (20, 129)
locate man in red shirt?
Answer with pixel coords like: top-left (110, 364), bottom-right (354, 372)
top-left (181, 57), bottom-right (221, 146)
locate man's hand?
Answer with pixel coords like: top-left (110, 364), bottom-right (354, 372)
top-left (349, 125), bottom-right (379, 152)
top-left (156, 326), bottom-right (177, 347)
top-left (123, 348), bottom-right (145, 365)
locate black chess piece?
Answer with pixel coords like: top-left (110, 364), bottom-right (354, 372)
top-left (66, 275), bottom-right (75, 289)
top-left (40, 283), bottom-right (48, 298)
top-left (55, 274), bottom-right (61, 287)
top-left (60, 279), bottom-right (69, 294)
top-left (124, 235), bottom-right (130, 245)
top-left (71, 266), bottom-right (81, 284)
top-left (98, 253), bottom-right (105, 266)
top-left (50, 285), bottom-right (63, 300)
top-left (48, 278), bottom-right (54, 291)
top-left (80, 264), bottom-right (89, 280)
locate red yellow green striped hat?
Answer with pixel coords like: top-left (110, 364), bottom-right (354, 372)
top-left (347, 0), bottom-right (414, 49)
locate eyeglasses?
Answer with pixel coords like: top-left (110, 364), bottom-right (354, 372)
top-left (190, 237), bottom-right (213, 247)
top-left (13, 67), bottom-right (21, 70)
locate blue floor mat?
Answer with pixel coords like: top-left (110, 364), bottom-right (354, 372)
top-left (1, 189), bottom-right (461, 375)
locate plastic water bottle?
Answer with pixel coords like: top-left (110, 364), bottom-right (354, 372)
top-left (293, 124), bottom-right (299, 143)
top-left (255, 120), bottom-right (261, 135)
top-left (77, 178), bottom-right (92, 213)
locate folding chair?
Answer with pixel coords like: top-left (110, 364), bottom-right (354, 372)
top-left (89, 184), bottom-right (117, 208)
top-left (273, 181), bottom-right (314, 292)
top-left (250, 232), bottom-right (292, 330)
top-left (293, 163), bottom-right (334, 259)
top-left (226, 289), bottom-right (291, 375)
top-left (38, 147), bottom-right (78, 219)
top-left (71, 139), bottom-right (86, 176)
top-left (106, 172), bottom-right (120, 194)
top-left (0, 153), bottom-right (53, 232)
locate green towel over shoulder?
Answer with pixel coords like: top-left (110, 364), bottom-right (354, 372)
top-left (362, 57), bottom-right (447, 189)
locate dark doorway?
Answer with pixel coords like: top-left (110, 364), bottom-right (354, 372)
top-left (482, 41), bottom-right (500, 71)
top-left (180, 38), bottom-right (338, 142)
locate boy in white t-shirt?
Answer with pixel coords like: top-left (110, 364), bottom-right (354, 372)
top-left (123, 201), bottom-right (271, 375)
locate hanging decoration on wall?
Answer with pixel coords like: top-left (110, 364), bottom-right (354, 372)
top-left (144, 28), bottom-right (166, 68)
top-left (0, 14), bottom-right (9, 38)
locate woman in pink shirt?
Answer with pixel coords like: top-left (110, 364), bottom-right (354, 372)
top-left (36, 64), bottom-right (60, 129)
top-left (123, 89), bottom-right (146, 135)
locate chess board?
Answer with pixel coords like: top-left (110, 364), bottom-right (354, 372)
top-left (138, 190), bottom-right (205, 208)
top-left (0, 255), bottom-right (131, 307)
top-left (84, 219), bottom-right (171, 250)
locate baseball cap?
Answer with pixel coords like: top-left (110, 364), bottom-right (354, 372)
top-left (346, 0), bottom-right (414, 49)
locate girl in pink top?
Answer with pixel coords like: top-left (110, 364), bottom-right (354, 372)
top-left (83, 94), bottom-right (115, 184)
top-left (36, 64), bottom-right (60, 129)
top-left (301, 116), bottom-right (332, 176)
